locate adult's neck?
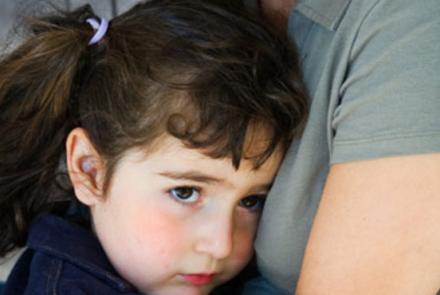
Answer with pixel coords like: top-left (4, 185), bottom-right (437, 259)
top-left (260, 0), bottom-right (297, 30)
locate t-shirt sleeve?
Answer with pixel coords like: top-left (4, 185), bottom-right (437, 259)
top-left (330, 0), bottom-right (440, 163)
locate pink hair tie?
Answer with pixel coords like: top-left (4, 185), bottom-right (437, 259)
top-left (86, 17), bottom-right (109, 45)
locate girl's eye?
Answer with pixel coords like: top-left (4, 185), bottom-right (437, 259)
top-left (239, 195), bottom-right (266, 212)
top-left (169, 186), bottom-right (201, 204)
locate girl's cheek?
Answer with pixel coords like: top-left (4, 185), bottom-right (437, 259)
top-left (233, 227), bottom-right (255, 260)
top-left (137, 211), bottom-right (184, 251)
top-left (112, 213), bottom-right (184, 283)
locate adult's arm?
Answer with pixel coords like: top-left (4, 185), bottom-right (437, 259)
top-left (260, 0), bottom-right (440, 292)
top-left (296, 154), bottom-right (440, 294)
top-left (294, 0), bottom-right (440, 293)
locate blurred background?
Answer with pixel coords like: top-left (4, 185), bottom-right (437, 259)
top-left (0, 0), bottom-right (139, 49)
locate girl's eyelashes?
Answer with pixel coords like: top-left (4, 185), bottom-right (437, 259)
top-left (239, 194), bottom-right (267, 212)
top-left (168, 186), bottom-right (266, 211)
top-left (168, 186), bottom-right (201, 204)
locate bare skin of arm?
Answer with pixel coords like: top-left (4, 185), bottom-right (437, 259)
top-left (296, 154), bottom-right (440, 294)
top-left (260, 1), bottom-right (440, 293)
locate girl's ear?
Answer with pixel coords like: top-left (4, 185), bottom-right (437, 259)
top-left (66, 128), bottom-right (105, 206)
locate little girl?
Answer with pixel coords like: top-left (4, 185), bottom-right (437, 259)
top-left (0, 1), bottom-right (307, 294)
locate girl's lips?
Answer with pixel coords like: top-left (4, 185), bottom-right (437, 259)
top-left (181, 274), bottom-right (216, 285)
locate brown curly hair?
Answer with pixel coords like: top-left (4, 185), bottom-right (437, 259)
top-left (0, 0), bottom-right (308, 257)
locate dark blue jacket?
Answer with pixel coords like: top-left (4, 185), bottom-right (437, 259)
top-left (4, 214), bottom-right (139, 294)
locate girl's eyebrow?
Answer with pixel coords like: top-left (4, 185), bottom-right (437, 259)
top-left (158, 171), bottom-right (225, 184)
top-left (157, 171), bottom-right (274, 192)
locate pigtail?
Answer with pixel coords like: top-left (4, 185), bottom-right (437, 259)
top-left (0, 5), bottom-right (102, 256)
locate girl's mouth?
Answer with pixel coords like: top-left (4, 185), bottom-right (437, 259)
top-left (181, 273), bottom-right (216, 285)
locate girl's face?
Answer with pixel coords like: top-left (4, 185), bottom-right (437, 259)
top-left (74, 134), bottom-right (282, 295)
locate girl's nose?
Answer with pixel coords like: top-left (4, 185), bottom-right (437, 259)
top-left (193, 212), bottom-right (234, 259)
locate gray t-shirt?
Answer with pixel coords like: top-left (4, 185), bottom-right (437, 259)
top-left (254, 0), bottom-right (440, 292)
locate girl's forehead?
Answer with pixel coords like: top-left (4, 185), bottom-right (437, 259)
top-left (133, 119), bottom-right (279, 161)
top-left (116, 144), bottom-right (281, 198)
top-left (125, 133), bottom-right (282, 175)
